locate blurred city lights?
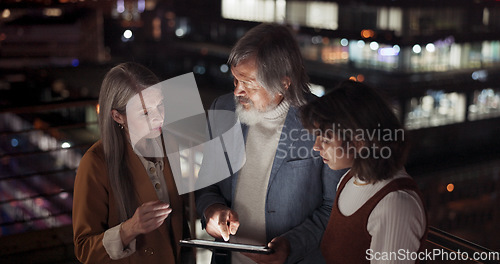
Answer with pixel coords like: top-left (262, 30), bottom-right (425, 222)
top-left (312, 36), bottom-right (322, 44)
top-left (138, 0), bottom-right (146, 13)
top-left (361, 29), bottom-right (375, 39)
top-left (121, 30), bottom-right (133, 42)
top-left (393, 45), bottom-right (401, 53)
top-left (59, 192), bottom-right (69, 199)
top-left (426, 43), bottom-right (436, 52)
top-left (356, 74), bottom-right (365, 82)
top-left (175, 28), bottom-right (185, 37)
top-left (117, 0), bottom-right (125, 13)
top-left (340, 38), bottom-right (349, 46)
top-left (193, 65), bottom-right (206, 75)
top-left (123, 30), bottom-right (133, 39)
top-left (43, 8), bottom-right (62, 17)
top-left (357, 40), bottom-right (365, 48)
top-left (2, 9), bottom-right (11, 18)
top-left (447, 183), bottom-right (455, 192)
top-left (412, 44), bottom-right (422, 54)
top-left (61, 142), bottom-right (71, 149)
top-left (310, 83), bottom-right (325, 97)
top-left (379, 47), bottom-right (398, 56)
top-left (220, 64), bottom-right (229, 73)
top-left (471, 70), bottom-right (488, 81)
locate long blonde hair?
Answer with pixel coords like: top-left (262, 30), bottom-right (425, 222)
top-left (98, 62), bottom-right (160, 221)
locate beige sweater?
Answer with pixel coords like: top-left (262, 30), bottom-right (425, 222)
top-left (231, 101), bottom-right (289, 264)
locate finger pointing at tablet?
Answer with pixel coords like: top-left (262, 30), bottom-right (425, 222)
top-left (204, 204), bottom-right (240, 241)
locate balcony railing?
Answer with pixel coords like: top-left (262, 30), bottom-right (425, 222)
top-left (0, 99), bottom-right (498, 263)
top-left (423, 227), bottom-right (498, 263)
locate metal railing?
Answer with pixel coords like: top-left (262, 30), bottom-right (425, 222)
top-left (424, 227), bottom-right (499, 263)
top-left (1, 99), bottom-right (498, 263)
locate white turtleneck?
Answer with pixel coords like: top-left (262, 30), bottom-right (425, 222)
top-left (231, 100), bottom-right (290, 264)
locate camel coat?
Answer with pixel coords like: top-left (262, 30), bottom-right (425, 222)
top-left (73, 140), bottom-right (188, 264)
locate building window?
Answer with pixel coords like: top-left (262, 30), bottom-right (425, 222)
top-left (377, 7), bottom-right (402, 36)
top-left (468, 88), bottom-right (500, 121)
top-left (221, 0), bottom-right (338, 30)
top-left (405, 91), bottom-right (466, 129)
top-left (221, 0), bottom-right (280, 22)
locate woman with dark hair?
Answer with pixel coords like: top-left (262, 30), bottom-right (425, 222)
top-left (73, 62), bottom-right (190, 263)
top-left (300, 80), bottom-right (427, 263)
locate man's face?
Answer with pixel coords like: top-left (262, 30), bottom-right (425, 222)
top-left (231, 57), bottom-right (282, 112)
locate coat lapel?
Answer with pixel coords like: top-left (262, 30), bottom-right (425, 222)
top-left (268, 106), bottom-right (299, 188)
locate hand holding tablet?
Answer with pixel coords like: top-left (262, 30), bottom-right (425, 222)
top-left (204, 204), bottom-right (240, 241)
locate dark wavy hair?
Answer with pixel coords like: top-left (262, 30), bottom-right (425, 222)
top-left (228, 23), bottom-right (310, 106)
top-left (300, 80), bottom-right (409, 182)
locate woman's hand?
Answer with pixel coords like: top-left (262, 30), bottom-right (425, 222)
top-left (120, 200), bottom-right (171, 246)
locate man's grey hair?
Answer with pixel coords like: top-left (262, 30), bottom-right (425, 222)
top-left (228, 23), bottom-right (310, 106)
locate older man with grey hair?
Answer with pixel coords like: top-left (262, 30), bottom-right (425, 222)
top-left (196, 23), bottom-right (346, 264)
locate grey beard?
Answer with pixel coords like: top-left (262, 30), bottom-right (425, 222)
top-left (235, 103), bottom-right (267, 126)
top-left (234, 94), bottom-right (280, 126)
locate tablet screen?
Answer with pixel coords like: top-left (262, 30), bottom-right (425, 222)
top-left (179, 239), bottom-right (273, 254)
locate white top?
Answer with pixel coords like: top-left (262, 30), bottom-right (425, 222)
top-left (338, 169), bottom-right (426, 264)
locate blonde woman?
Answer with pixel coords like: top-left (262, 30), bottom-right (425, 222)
top-left (73, 62), bottom-right (190, 263)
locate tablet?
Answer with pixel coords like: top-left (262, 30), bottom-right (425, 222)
top-left (179, 239), bottom-right (273, 254)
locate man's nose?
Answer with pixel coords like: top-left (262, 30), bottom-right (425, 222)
top-left (234, 84), bottom-right (246, 97)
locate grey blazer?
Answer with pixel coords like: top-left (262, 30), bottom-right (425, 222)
top-left (195, 93), bottom-right (346, 263)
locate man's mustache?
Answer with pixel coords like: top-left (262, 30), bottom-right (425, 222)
top-left (236, 96), bottom-right (252, 105)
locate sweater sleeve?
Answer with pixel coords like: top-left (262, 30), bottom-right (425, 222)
top-left (102, 223), bottom-right (136, 259)
top-left (367, 190), bottom-right (426, 264)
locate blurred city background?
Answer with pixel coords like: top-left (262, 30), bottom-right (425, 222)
top-left (1, 0), bottom-right (499, 263)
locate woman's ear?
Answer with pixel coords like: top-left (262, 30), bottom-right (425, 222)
top-left (111, 109), bottom-right (125, 125)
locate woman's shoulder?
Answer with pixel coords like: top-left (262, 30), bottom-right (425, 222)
top-left (78, 140), bottom-right (106, 172)
top-left (82, 140), bottom-right (105, 160)
top-left (374, 184), bottom-right (425, 219)
top-left (372, 169), bottom-right (423, 213)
